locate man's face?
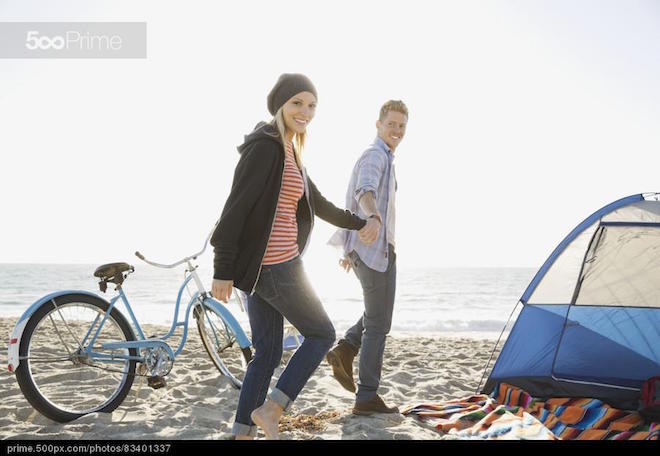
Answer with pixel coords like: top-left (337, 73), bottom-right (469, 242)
top-left (376, 110), bottom-right (407, 151)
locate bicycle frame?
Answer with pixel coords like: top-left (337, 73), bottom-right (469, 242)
top-left (8, 235), bottom-right (252, 372)
top-left (96, 268), bottom-right (251, 364)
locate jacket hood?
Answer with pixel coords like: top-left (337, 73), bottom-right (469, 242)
top-left (237, 121), bottom-right (282, 154)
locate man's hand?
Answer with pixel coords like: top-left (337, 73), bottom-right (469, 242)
top-left (358, 217), bottom-right (380, 245)
top-left (211, 278), bottom-right (234, 303)
top-left (339, 257), bottom-right (352, 273)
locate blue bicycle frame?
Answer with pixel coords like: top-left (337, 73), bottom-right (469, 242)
top-left (9, 232), bottom-right (252, 373)
top-left (80, 273), bottom-right (251, 366)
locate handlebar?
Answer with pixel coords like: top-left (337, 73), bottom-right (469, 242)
top-left (135, 230), bottom-right (213, 269)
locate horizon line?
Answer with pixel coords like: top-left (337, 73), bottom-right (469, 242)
top-left (0, 262), bottom-right (539, 269)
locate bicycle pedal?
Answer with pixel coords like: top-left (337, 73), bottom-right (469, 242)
top-left (147, 376), bottom-right (167, 389)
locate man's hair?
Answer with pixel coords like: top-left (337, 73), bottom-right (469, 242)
top-left (379, 100), bottom-right (408, 121)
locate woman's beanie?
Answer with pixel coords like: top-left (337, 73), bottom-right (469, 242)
top-left (267, 73), bottom-right (317, 116)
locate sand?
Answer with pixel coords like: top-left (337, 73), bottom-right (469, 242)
top-left (0, 317), bottom-right (497, 440)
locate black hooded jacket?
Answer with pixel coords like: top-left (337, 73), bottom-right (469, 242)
top-left (211, 122), bottom-right (366, 292)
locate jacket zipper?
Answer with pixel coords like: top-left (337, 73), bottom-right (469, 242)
top-left (300, 166), bottom-right (314, 257)
top-left (250, 160), bottom-right (285, 294)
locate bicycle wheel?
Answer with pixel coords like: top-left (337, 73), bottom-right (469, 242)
top-left (15, 293), bottom-right (137, 422)
top-left (194, 303), bottom-right (251, 389)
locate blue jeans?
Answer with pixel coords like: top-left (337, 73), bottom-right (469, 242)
top-left (232, 256), bottom-right (336, 437)
top-left (343, 245), bottom-right (396, 402)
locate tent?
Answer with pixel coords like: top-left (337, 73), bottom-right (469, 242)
top-left (482, 193), bottom-right (660, 410)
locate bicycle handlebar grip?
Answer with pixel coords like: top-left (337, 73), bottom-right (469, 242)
top-left (135, 251), bottom-right (145, 260)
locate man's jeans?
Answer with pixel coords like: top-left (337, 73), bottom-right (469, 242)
top-left (343, 244), bottom-right (396, 402)
top-left (232, 256), bottom-right (336, 437)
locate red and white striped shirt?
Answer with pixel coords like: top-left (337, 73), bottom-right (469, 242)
top-left (262, 141), bottom-right (305, 265)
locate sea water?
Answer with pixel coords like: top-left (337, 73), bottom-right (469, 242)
top-left (0, 262), bottom-right (534, 338)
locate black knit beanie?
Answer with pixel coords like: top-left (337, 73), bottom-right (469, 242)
top-left (267, 73), bottom-right (317, 116)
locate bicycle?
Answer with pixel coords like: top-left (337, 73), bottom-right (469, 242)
top-left (7, 232), bottom-right (253, 423)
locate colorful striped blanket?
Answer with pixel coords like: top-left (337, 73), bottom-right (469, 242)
top-left (402, 383), bottom-right (659, 440)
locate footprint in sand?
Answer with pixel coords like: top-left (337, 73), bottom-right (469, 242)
top-left (15, 406), bottom-right (49, 424)
top-left (447, 379), bottom-right (469, 390)
top-left (197, 375), bottom-right (224, 387)
top-left (387, 371), bottom-right (414, 384)
top-left (169, 388), bottom-right (186, 400)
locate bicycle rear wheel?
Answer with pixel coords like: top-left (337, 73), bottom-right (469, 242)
top-left (194, 303), bottom-right (251, 389)
top-left (15, 293), bottom-right (137, 422)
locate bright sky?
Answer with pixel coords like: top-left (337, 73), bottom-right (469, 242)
top-left (2, 0), bottom-right (660, 276)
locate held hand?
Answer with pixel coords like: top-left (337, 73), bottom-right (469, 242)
top-left (339, 257), bottom-right (352, 273)
top-left (358, 217), bottom-right (380, 245)
top-left (211, 279), bottom-right (234, 303)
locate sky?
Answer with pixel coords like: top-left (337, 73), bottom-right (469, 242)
top-left (1, 0), bottom-right (660, 276)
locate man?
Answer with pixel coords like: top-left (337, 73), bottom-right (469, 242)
top-left (327, 100), bottom-right (408, 415)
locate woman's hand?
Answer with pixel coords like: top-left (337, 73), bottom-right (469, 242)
top-left (358, 217), bottom-right (381, 245)
top-left (212, 279), bottom-right (234, 303)
top-left (339, 257), bottom-right (352, 273)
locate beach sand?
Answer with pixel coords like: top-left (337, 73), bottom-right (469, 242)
top-left (0, 317), bottom-right (498, 440)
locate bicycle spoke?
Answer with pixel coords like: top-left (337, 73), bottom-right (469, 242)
top-left (204, 308), bottom-right (235, 350)
top-left (48, 314), bottom-right (74, 357)
top-left (196, 304), bottom-right (249, 389)
top-left (51, 299), bottom-right (84, 351)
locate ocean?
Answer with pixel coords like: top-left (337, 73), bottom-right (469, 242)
top-left (0, 261), bottom-right (534, 338)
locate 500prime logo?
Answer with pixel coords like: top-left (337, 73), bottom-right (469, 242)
top-left (25, 30), bottom-right (123, 51)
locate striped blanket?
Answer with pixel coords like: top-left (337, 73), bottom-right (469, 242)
top-left (402, 383), bottom-right (659, 440)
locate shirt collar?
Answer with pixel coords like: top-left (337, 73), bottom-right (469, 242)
top-left (374, 136), bottom-right (393, 156)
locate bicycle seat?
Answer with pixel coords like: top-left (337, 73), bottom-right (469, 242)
top-left (94, 262), bottom-right (133, 280)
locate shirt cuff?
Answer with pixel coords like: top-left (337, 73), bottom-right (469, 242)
top-left (354, 187), bottom-right (377, 204)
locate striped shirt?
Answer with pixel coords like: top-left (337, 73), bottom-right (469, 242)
top-left (262, 141), bottom-right (305, 265)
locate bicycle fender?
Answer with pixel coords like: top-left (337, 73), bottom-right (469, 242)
top-left (7, 290), bottom-right (106, 373)
top-left (202, 297), bottom-right (252, 349)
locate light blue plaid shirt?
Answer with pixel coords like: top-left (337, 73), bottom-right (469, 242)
top-left (328, 137), bottom-right (396, 272)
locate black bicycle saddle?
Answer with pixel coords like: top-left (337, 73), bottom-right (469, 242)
top-left (94, 262), bottom-right (133, 280)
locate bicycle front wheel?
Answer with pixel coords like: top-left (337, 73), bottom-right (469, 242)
top-left (194, 303), bottom-right (251, 389)
top-left (15, 293), bottom-right (137, 422)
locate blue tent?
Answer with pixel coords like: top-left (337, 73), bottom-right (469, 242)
top-left (483, 193), bottom-right (660, 410)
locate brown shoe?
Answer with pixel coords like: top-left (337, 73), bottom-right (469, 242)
top-left (352, 395), bottom-right (399, 416)
top-left (326, 340), bottom-right (358, 393)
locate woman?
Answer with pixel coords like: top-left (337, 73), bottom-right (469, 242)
top-left (210, 73), bottom-right (381, 440)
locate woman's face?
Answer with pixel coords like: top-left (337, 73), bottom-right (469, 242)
top-left (282, 91), bottom-right (317, 136)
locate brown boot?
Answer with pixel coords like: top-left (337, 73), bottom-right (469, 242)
top-left (326, 339), bottom-right (358, 393)
top-left (352, 394), bottom-right (399, 416)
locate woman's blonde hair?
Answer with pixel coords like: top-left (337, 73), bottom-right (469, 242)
top-left (271, 107), bottom-right (305, 169)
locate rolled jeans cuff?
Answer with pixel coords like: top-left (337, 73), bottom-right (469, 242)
top-left (269, 387), bottom-right (293, 412)
top-left (232, 422), bottom-right (258, 438)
